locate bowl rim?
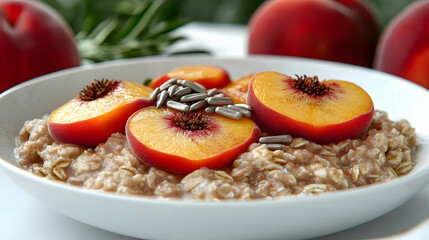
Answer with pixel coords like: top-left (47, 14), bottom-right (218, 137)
top-left (1, 55), bottom-right (428, 206)
top-left (3, 54), bottom-right (429, 95)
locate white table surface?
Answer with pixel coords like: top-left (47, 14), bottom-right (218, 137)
top-left (1, 22), bottom-right (428, 240)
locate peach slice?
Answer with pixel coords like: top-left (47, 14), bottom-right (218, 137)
top-left (48, 79), bottom-right (153, 147)
top-left (149, 65), bottom-right (231, 89)
top-left (126, 107), bottom-right (259, 174)
top-left (222, 74), bottom-right (253, 104)
top-left (247, 72), bottom-right (374, 143)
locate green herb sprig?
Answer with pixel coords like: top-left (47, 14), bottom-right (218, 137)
top-left (41, 0), bottom-right (194, 62)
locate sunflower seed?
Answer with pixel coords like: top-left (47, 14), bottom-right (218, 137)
top-left (189, 100), bottom-right (207, 111)
top-left (207, 88), bottom-right (218, 96)
top-left (205, 106), bottom-right (216, 114)
top-left (168, 95), bottom-right (181, 102)
top-left (156, 90), bottom-right (168, 107)
top-left (159, 78), bottom-right (178, 91)
top-left (166, 100), bottom-right (190, 112)
top-left (167, 85), bottom-right (178, 97)
top-left (149, 87), bottom-right (160, 101)
top-left (176, 79), bottom-right (185, 86)
top-left (214, 93), bottom-right (225, 97)
top-left (227, 105), bottom-right (252, 117)
top-left (215, 106), bottom-right (242, 119)
top-left (174, 87), bottom-right (192, 97)
top-left (234, 103), bottom-right (253, 111)
top-left (266, 143), bottom-right (286, 150)
top-left (207, 96), bottom-right (234, 105)
top-left (259, 135), bottom-right (293, 144)
top-left (182, 80), bottom-right (207, 93)
top-left (180, 92), bottom-right (208, 102)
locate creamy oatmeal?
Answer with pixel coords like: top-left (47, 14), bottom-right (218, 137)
top-left (14, 110), bottom-right (416, 200)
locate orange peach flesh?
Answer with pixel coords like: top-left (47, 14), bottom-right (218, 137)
top-left (150, 65), bottom-right (231, 89)
top-left (128, 107), bottom-right (257, 159)
top-left (222, 74), bottom-right (253, 104)
top-left (167, 65), bottom-right (225, 82)
top-left (49, 81), bottom-right (151, 123)
top-left (126, 107), bottom-right (259, 174)
top-left (48, 81), bottom-right (153, 147)
top-left (248, 72), bottom-right (374, 143)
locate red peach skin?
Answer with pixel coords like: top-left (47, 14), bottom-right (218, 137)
top-left (48, 81), bottom-right (153, 147)
top-left (248, 0), bottom-right (379, 67)
top-left (0, 1), bottom-right (80, 92)
top-left (247, 72), bottom-right (374, 144)
top-left (126, 107), bottom-right (260, 174)
top-left (248, 90), bottom-right (374, 144)
top-left (126, 125), bottom-right (260, 174)
top-left (374, 1), bottom-right (429, 89)
top-left (49, 98), bottom-right (152, 147)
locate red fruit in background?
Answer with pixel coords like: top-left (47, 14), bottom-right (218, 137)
top-left (374, 0), bottom-right (429, 89)
top-left (0, 0), bottom-right (80, 93)
top-left (248, 0), bottom-right (379, 67)
top-left (335, 0), bottom-right (379, 60)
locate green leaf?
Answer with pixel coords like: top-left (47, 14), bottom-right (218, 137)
top-left (120, 0), bottom-right (166, 43)
top-left (111, 2), bottom-right (151, 43)
top-left (147, 18), bottom-right (192, 38)
top-left (91, 17), bottom-right (119, 44)
top-left (169, 50), bottom-right (211, 56)
top-left (143, 78), bottom-right (153, 86)
top-left (40, 0), bottom-right (209, 62)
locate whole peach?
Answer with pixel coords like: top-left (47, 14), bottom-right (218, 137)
top-left (0, 0), bottom-right (80, 93)
top-left (248, 0), bottom-right (379, 67)
top-left (374, 0), bottom-right (429, 89)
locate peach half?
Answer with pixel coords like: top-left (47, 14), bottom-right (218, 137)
top-left (126, 107), bottom-right (259, 174)
top-left (149, 65), bottom-right (231, 89)
top-left (48, 79), bottom-right (153, 147)
top-left (247, 72), bottom-right (374, 143)
top-left (222, 74), bottom-right (253, 104)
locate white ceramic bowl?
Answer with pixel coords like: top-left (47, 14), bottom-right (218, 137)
top-left (0, 56), bottom-right (428, 240)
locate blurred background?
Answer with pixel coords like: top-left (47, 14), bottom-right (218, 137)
top-left (40, 0), bottom-right (418, 62)
top-left (2, 0), bottom-right (426, 92)
top-left (43, 0), bottom-right (416, 30)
